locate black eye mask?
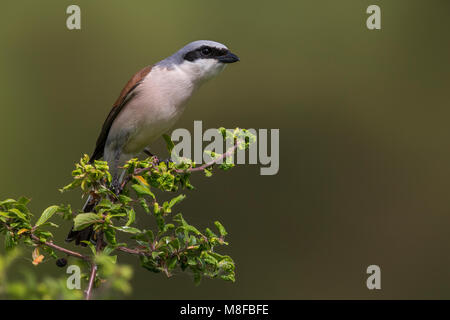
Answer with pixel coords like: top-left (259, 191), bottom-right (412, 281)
top-left (184, 46), bottom-right (229, 62)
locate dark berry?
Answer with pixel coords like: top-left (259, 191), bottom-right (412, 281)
top-left (56, 258), bottom-right (67, 268)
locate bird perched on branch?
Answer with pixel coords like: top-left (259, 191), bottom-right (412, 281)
top-left (66, 40), bottom-right (239, 246)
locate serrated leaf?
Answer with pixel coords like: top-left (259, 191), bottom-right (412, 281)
top-left (35, 205), bottom-right (59, 227)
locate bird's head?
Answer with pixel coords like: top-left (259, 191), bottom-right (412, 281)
top-left (156, 40), bottom-right (240, 84)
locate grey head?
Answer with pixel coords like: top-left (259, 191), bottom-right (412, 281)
top-left (156, 40), bottom-right (240, 68)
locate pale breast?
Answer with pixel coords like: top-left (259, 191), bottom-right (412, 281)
top-left (111, 66), bottom-right (196, 154)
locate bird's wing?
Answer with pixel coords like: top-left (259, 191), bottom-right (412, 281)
top-left (90, 65), bottom-right (153, 162)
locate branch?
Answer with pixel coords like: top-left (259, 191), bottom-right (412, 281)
top-left (30, 234), bottom-right (89, 261)
top-left (119, 140), bottom-right (241, 191)
top-left (120, 161), bottom-right (158, 190)
top-left (85, 231), bottom-right (103, 300)
top-left (175, 143), bottom-right (239, 173)
top-left (85, 263), bottom-right (97, 300)
top-left (116, 246), bottom-right (147, 256)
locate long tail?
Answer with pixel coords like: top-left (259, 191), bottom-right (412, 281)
top-left (65, 195), bottom-right (96, 246)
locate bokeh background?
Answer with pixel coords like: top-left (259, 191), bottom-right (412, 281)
top-left (1, 0), bottom-right (450, 299)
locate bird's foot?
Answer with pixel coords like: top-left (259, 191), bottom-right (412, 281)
top-left (112, 178), bottom-right (123, 196)
top-left (143, 148), bottom-right (172, 167)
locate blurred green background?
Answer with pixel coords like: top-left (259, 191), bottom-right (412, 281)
top-left (1, 0), bottom-right (450, 299)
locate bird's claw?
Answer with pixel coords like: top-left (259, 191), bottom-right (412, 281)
top-left (112, 179), bottom-right (123, 196)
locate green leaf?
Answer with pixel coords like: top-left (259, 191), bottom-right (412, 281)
top-left (17, 197), bottom-right (30, 205)
top-left (81, 241), bottom-right (97, 255)
top-left (219, 162), bottom-right (234, 171)
top-left (131, 230), bottom-right (151, 242)
top-left (168, 256), bottom-right (178, 270)
top-left (0, 211), bottom-right (11, 218)
top-left (185, 225), bottom-right (202, 236)
top-left (35, 205), bottom-right (59, 227)
top-left (8, 208), bottom-right (26, 221)
top-left (37, 231), bottom-right (53, 239)
top-left (73, 213), bottom-right (101, 231)
top-left (125, 208), bottom-right (135, 227)
top-left (194, 272), bottom-right (202, 286)
top-left (220, 274), bottom-right (235, 282)
top-left (168, 194), bottom-right (186, 209)
top-left (132, 184), bottom-right (155, 199)
top-left (104, 228), bottom-right (117, 245)
top-left (169, 238), bottom-right (180, 251)
top-left (162, 134), bottom-right (175, 154)
top-left (103, 245), bottom-right (116, 256)
top-left (204, 168), bottom-right (213, 177)
top-left (38, 221), bottom-right (59, 228)
top-left (218, 127), bottom-right (227, 139)
top-left (139, 199), bottom-right (150, 213)
top-left (214, 221), bottom-right (228, 237)
top-left (114, 226), bottom-right (141, 234)
top-left (0, 199), bottom-right (17, 207)
top-left (5, 232), bottom-right (14, 250)
top-left (119, 195), bottom-right (133, 205)
top-left (205, 228), bottom-right (217, 239)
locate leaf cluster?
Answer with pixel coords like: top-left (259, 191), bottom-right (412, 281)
top-left (0, 128), bottom-right (255, 295)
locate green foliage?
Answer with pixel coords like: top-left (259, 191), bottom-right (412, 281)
top-left (0, 128), bottom-right (255, 298)
top-left (0, 249), bottom-right (130, 300)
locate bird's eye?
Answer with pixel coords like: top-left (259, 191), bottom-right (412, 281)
top-left (201, 47), bottom-right (212, 56)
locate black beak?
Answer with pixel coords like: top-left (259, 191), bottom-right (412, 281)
top-left (218, 52), bottom-right (240, 64)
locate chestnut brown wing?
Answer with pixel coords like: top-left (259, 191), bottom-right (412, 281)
top-left (90, 65), bottom-right (153, 162)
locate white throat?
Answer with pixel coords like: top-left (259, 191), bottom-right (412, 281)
top-left (177, 59), bottom-right (226, 85)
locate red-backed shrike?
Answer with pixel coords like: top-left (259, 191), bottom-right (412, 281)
top-left (66, 40), bottom-right (239, 245)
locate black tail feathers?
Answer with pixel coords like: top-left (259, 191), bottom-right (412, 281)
top-left (65, 225), bottom-right (94, 247)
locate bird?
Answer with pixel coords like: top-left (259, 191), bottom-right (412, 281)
top-left (66, 40), bottom-right (240, 245)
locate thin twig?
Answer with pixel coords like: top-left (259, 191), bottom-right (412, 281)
top-left (120, 141), bottom-right (240, 190)
top-left (116, 246), bottom-right (147, 256)
top-left (30, 234), bottom-right (89, 261)
top-left (85, 263), bottom-right (97, 300)
top-left (174, 143), bottom-right (239, 173)
top-left (85, 231), bottom-right (103, 300)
